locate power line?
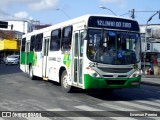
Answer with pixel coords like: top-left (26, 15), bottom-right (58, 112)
top-left (133, 11), bottom-right (158, 13)
top-left (119, 11), bottom-right (130, 17)
top-left (0, 9), bottom-right (12, 17)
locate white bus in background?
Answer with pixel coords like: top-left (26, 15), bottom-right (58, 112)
top-left (20, 14), bottom-right (141, 92)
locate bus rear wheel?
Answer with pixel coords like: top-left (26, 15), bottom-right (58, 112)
top-left (61, 70), bottom-right (72, 93)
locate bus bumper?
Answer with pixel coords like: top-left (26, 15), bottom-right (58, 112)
top-left (84, 74), bottom-right (141, 89)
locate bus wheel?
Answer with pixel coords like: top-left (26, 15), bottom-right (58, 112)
top-left (61, 70), bottom-right (72, 93)
top-left (29, 65), bottom-right (35, 80)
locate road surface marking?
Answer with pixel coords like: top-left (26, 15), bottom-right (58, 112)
top-left (98, 102), bottom-right (136, 111)
top-left (74, 105), bottom-right (104, 111)
top-left (116, 101), bottom-right (160, 111)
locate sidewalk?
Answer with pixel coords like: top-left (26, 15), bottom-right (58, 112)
top-left (141, 75), bottom-right (160, 86)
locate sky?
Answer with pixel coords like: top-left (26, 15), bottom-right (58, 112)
top-left (0, 0), bottom-right (159, 25)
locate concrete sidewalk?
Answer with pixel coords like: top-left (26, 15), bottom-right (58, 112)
top-left (141, 75), bottom-right (160, 86)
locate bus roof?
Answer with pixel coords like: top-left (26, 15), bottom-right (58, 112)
top-left (22, 14), bottom-right (139, 38)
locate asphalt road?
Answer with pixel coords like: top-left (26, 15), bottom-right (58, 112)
top-left (0, 64), bottom-right (22, 75)
top-left (0, 64), bottom-right (160, 120)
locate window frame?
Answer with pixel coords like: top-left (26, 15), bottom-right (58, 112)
top-left (61, 26), bottom-right (73, 51)
top-left (30, 35), bottom-right (36, 51)
top-left (50, 29), bottom-right (61, 51)
top-left (21, 38), bottom-right (26, 52)
top-left (35, 33), bottom-right (43, 52)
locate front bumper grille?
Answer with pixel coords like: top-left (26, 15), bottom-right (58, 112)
top-left (103, 75), bottom-right (127, 78)
top-left (106, 80), bottom-right (126, 85)
top-left (98, 67), bottom-right (132, 73)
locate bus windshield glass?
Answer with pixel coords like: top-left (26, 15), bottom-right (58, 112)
top-left (87, 29), bottom-right (140, 65)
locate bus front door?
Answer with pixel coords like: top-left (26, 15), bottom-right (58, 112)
top-left (73, 31), bottom-right (84, 87)
top-left (42, 38), bottom-right (49, 80)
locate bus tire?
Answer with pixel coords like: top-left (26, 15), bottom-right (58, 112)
top-left (61, 70), bottom-right (72, 93)
top-left (29, 65), bottom-right (35, 80)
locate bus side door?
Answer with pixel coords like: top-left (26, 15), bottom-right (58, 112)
top-left (42, 37), bottom-right (50, 79)
top-left (72, 30), bottom-right (84, 87)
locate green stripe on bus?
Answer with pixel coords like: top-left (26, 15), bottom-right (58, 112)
top-left (20, 52), bottom-right (34, 65)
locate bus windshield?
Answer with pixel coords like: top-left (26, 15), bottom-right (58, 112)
top-left (87, 29), bottom-right (140, 65)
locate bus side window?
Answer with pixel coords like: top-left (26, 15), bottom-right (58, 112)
top-left (30, 35), bottom-right (35, 51)
top-left (50, 29), bottom-right (61, 51)
top-left (21, 38), bottom-right (26, 52)
top-left (80, 32), bottom-right (84, 57)
top-left (61, 26), bottom-right (73, 51)
top-left (35, 33), bottom-right (43, 52)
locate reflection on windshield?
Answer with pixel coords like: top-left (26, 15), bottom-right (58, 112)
top-left (87, 29), bottom-right (140, 65)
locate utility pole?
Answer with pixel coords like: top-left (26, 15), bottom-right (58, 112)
top-left (130, 9), bottom-right (160, 19)
top-left (143, 11), bottom-right (159, 74)
top-left (130, 9), bottom-right (135, 19)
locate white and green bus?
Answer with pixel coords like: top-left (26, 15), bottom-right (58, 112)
top-left (20, 14), bottom-right (141, 92)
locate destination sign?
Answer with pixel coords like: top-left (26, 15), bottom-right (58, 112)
top-left (97, 20), bottom-right (132, 28)
top-left (88, 16), bottom-right (139, 31)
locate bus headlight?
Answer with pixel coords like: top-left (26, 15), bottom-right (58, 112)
top-left (86, 67), bottom-right (101, 78)
top-left (130, 70), bottom-right (141, 78)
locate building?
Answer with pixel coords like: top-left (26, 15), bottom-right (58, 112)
top-left (140, 24), bottom-right (160, 52)
top-left (0, 19), bottom-right (35, 34)
top-left (140, 24), bottom-right (160, 75)
top-left (0, 18), bottom-right (35, 62)
top-left (0, 30), bottom-right (23, 60)
top-left (34, 24), bottom-right (51, 30)
top-left (0, 18), bottom-right (51, 62)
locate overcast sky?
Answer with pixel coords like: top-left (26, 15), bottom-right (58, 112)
top-left (0, 0), bottom-right (159, 25)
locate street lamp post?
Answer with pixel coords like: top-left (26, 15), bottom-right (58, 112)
top-left (56, 8), bottom-right (71, 19)
top-left (143, 11), bottom-right (159, 74)
top-left (99, 6), bottom-right (117, 16)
